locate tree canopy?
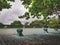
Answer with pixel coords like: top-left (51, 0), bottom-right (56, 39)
top-left (0, 0), bottom-right (15, 11)
top-left (21, 0), bottom-right (60, 17)
top-left (0, 0), bottom-right (60, 28)
top-left (21, 0), bottom-right (60, 28)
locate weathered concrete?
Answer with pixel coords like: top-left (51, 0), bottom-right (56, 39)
top-left (0, 33), bottom-right (60, 45)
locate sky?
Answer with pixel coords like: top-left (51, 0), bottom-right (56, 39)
top-left (0, 0), bottom-right (44, 25)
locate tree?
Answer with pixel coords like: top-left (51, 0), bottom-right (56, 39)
top-left (0, 0), bottom-right (15, 11)
top-left (21, 0), bottom-right (60, 16)
top-left (0, 0), bottom-right (60, 28)
top-left (49, 18), bottom-right (59, 28)
top-left (21, 0), bottom-right (60, 28)
top-left (0, 23), bottom-right (4, 28)
top-left (24, 22), bottom-right (30, 28)
top-left (22, 0), bottom-right (60, 18)
top-left (30, 20), bottom-right (43, 28)
top-left (8, 21), bottom-right (23, 28)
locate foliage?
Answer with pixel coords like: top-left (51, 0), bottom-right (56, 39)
top-left (24, 22), bottom-right (30, 28)
top-left (19, 12), bottom-right (30, 20)
top-left (7, 21), bottom-right (23, 28)
top-left (0, 0), bottom-right (60, 28)
top-left (0, 0), bottom-right (15, 11)
top-left (22, 0), bottom-right (60, 17)
top-left (30, 20), bottom-right (43, 28)
top-left (0, 23), bottom-right (4, 28)
top-left (49, 19), bottom-right (58, 28)
top-left (21, 0), bottom-right (60, 28)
